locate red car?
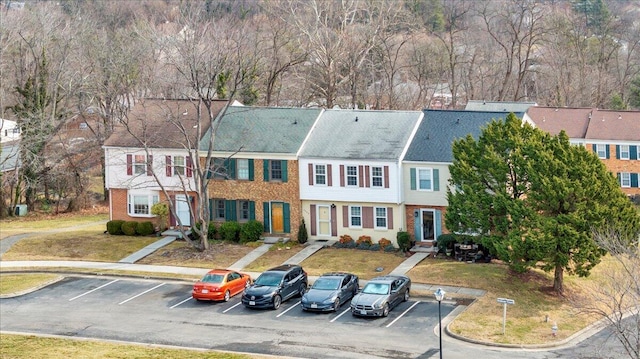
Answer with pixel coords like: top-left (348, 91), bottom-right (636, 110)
top-left (192, 269), bottom-right (252, 302)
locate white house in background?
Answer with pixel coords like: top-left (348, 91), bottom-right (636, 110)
top-left (103, 98), bottom-right (228, 227)
top-left (1, 119), bottom-right (20, 143)
top-left (299, 109), bottom-right (423, 245)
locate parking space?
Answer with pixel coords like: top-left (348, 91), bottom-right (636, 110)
top-left (14, 275), bottom-right (454, 332)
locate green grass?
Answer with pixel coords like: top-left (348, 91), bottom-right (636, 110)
top-left (300, 247), bottom-right (407, 280)
top-left (0, 213), bottom-right (108, 239)
top-left (0, 334), bottom-right (267, 359)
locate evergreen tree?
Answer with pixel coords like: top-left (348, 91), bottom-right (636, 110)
top-left (446, 113), bottom-right (640, 293)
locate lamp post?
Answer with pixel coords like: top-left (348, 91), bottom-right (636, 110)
top-left (434, 288), bottom-right (445, 359)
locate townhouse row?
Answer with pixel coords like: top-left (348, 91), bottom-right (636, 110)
top-left (104, 100), bottom-right (640, 246)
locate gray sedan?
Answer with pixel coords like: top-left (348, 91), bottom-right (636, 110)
top-left (350, 275), bottom-right (411, 317)
top-left (301, 272), bottom-right (359, 312)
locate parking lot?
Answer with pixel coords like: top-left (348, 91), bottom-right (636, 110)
top-left (55, 276), bottom-right (450, 328)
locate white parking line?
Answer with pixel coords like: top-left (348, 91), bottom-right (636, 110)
top-left (69, 279), bottom-right (119, 301)
top-left (386, 301), bottom-right (421, 328)
top-left (170, 296), bottom-right (193, 309)
top-left (276, 301), bottom-right (300, 318)
top-left (330, 307), bottom-right (351, 323)
top-left (223, 302), bottom-right (242, 313)
top-left (118, 283), bottom-right (165, 305)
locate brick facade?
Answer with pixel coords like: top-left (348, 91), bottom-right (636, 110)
top-left (404, 204), bottom-right (448, 241)
top-left (208, 159), bottom-right (301, 240)
top-left (109, 188), bottom-right (198, 229)
top-left (592, 144), bottom-right (640, 196)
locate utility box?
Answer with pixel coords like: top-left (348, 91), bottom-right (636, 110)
top-left (14, 204), bottom-right (27, 216)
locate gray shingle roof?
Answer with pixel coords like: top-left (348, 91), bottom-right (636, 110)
top-left (299, 109), bottom-right (423, 160)
top-left (202, 106), bottom-right (323, 154)
top-left (404, 110), bottom-right (523, 162)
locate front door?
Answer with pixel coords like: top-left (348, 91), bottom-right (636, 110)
top-left (421, 209), bottom-right (435, 242)
top-left (271, 202), bottom-right (284, 233)
top-left (317, 205), bottom-right (331, 236)
top-left (175, 195), bottom-right (191, 227)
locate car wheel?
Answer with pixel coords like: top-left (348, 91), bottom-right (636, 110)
top-left (403, 289), bottom-right (410, 302)
top-left (298, 283), bottom-right (306, 297)
top-left (223, 290), bottom-right (230, 302)
top-left (245, 279), bottom-right (251, 288)
top-left (273, 295), bottom-right (282, 310)
top-left (382, 303), bottom-right (389, 317)
top-left (333, 298), bottom-right (341, 312)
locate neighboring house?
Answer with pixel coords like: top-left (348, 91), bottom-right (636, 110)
top-left (202, 106), bottom-right (324, 240)
top-left (299, 109), bottom-right (423, 245)
top-left (403, 110), bottom-right (523, 246)
top-left (465, 100), bottom-right (537, 114)
top-left (104, 99), bottom-right (228, 227)
top-left (1, 119), bottom-right (20, 143)
top-left (525, 107), bottom-right (640, 196)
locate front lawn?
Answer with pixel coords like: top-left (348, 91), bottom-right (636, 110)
top-left (0, 273), bottom-right (61, 295)
top-left (137, 240), bottom-right (255, 269)
top-left (300, 246), bottom-right (407, 280)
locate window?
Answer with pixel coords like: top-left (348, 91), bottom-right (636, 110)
top-left (621, 172), bottom-right (631, 187)
top-left (133, 155), bottom-right (146, 175)
top-left (350, 206), bottom-right (362, 227)
top-left (127, 191), bottom-right (159, 216)
top-left (270, 160), bottom-right (282, 180)
top-left (371, 166), bottom-right (383, 187)
top-left (211, 158), bottom-right (227, 179)
top-left (237, 159), bottom-right (249, 180)
top-left (315, 164), bottom-right (326, 185)
top-left (418, 168), bottom-right (432, 190)
top-left (620, 145), bottom-right (630, 160)
top-left (238, 200), bottom-right (250, 221)
top-left (375, 207), bottom-right (387, 229)
top-left (213, 199), bottom-right (225, 220)
top-left (346, 166), bottom-right (358, 186)
top-left (596, 144), bottom-right (607, 159)
top-left (173, 156), bottom-right (185, 176)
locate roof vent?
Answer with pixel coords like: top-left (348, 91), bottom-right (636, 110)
top-left (182, 110), bottom-right (188, 116)
top-left (456, 118), bottom-right (460, 124)
top-left (355, 116), bottom-right (358, 122)
top-left (618, 114), bottom-right (622, 120)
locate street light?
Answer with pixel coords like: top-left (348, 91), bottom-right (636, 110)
top-left (434, 288), bottom-right (445, 359)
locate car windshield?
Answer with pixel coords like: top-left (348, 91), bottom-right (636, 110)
top-left (362, 283), bottom-right (389, 295)
top-left (254, 272), bottom-right (283, 286)
top-left (201, 274), bottom-right (224, 284)
top-left (311, 278), bottom-right (340, 290)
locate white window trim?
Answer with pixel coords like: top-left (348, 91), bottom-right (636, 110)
top-left (374, 206), bottom-right (387, 229)
top-left (349, 205), bottom-right (362, 228)
top-left (346, 166), bottom-right (358, 187)
top-left (620, 145), bottom-right (630, 160)
top-left (173, 155), bottom-right (185, 176)
top-left (621, 172), bottom-right (631, 188)
top-left (127, 190), bottom-right (159, 217)
top-left (596, 144), bottom-right (607, 159)
top-left (417, 167), bottom-right (433, 191)
top-left (371, 166), bottom-right (383, 188)
top-left (133, 155), bottom-right (147, 175)
top-left (314, 164), bottom-right (327, 186)
top-left (237, 159), bottom-right (249, 180)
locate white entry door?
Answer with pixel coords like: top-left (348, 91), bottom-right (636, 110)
top-left (317, 205), bottom-right (331, 236)
top-left (175, 195), bottom-right (191, 227)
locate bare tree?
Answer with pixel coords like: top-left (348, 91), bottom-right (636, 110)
top-left (585, 226), bottom-right (640, 359)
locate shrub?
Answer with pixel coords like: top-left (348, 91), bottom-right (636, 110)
top-left (106, 220), bottom-right (125, 235)
top-left (297, 219), bottom-right (309, 244)
top-left (345, 240), bottom-right (357, 249)
top-left (356, 235), bottom-right (373, 246)
top-left (240, 220), bottom-right (263, 244)
top-left (151, 202), bottom-right (169, 231)
top-left (122, 221), bottom-right (138, 236)
top-left (339, 234), bottom-right (353, 244)
top-left (384, 244), bottom-right (397, 252)
top-left (378, 238), bottom-right (392, 249)
top-left (436, 233), bottom-right (457, 253)
top-left (369, 243), bottom-right (381, 251)
top-left (333, 242), bottom-right (345, 248)
top-left (219, 221), bottom-right (241, 242)
top-left (357, 242), bottom-right (371, 250)
top-left (194, 222), bottom-right (218, 240)
top-left (396, 231), bottom-right (412, 252)
top-left (136, 221), bottom-right (155, 236)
